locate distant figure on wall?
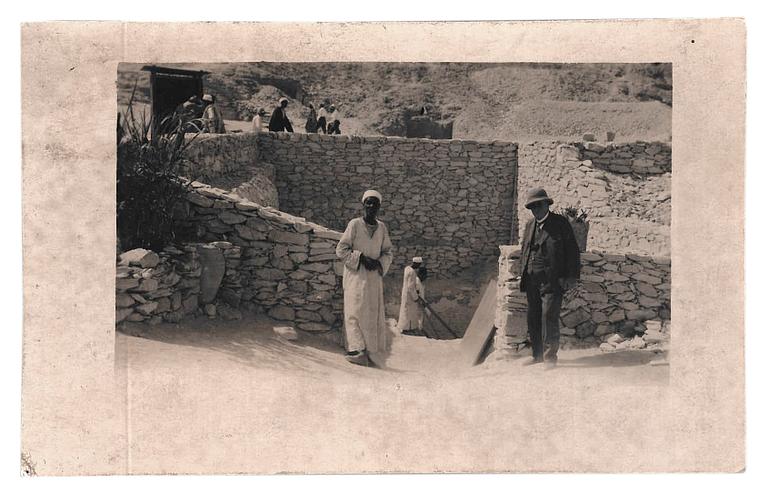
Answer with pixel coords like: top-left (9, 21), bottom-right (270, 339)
top-left (519, 188), bottom-right (581, 367)
top-left (201, 94), bottom-right (225, 134)
top-left (177, 95), bottom-right (204, 132)
top-left (336, 190), bottom-right (394, 367)
top-left (397, 257), bottom-right (426, 336)
top-left (316, 103), bottom-right (328, 134)
top-left (251, 108), bottom-right (267, 133)
top-left (305, 103), bottom-right (319, 133)
top-left (268, 97), bottom-right (294, 133)
top-left (327, 104), bottom-right (341, 134)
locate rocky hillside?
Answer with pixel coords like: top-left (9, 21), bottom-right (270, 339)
top-left (118, 62), bottom-right (672, 142)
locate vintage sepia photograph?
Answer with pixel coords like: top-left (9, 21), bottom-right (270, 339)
top-left (19, 19), bottom-right (746, 476)
top-left (115, 61), bottom-right (672, 373)
top-left (111, 61), bottom-right (673, 472)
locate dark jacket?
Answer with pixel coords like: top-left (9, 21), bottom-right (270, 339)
top-left (519, 212), bottom-right (580, 292)
top-left (268, 106), bottom-right (293, 132)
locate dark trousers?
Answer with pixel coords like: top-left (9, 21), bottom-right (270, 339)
top-left (317, 117), bottom-right (327, 134)
top-left (524, 272), bottom-right (563, 360)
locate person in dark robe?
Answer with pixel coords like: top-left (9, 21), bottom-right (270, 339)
top-left (268, 97), bottom-right (294, 132)
top-left (305, 103), bottom-right (318, 133)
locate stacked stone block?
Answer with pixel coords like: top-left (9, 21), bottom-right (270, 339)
top-left (493, 246), bottom-right (671, 353)
top-left (116, 246), bottom-right (203, 324)
top-left (116, 178), bottom-right (345, 331)
top-left (181, 181), bottom-right (344, 332)
top-left (182, 133), bottom-right (262, 183)
top-left (517, 141), bottom-right (671, 256)
top-left (576, 141), bottom-right (671, 175)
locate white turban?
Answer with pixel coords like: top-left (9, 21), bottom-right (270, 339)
top-left (361, 189), bottom-right (382, 204)
top-left (412, 257), bottom-right (423, 263)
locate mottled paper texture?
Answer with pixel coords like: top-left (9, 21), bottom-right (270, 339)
top-left (21, 20), bottom-right (744, 474)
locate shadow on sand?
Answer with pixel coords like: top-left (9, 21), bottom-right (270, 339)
top-left (118, 312), bottom-right (408, 376)
top-left (555, 349), bottom-right (661, 368)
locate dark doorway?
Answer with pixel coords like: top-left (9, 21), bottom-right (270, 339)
top-left (141, 65), bottom-right (209, 130)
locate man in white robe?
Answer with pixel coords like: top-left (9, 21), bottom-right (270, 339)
top-left (397, 257), bottom-right (425, 335)
top-left (336, 190), bottom-right (394, 366)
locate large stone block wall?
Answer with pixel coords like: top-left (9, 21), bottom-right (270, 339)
top-left (494, 245), bottom-right (670, 352)
top-left (257, 131), bottom-right (519, 278)
top-left (182, 133), bottom-right (263, 183)
top-left (116, 179), bottom-right (345, 333)
top-left (517, 141), bottom-right (671, 256)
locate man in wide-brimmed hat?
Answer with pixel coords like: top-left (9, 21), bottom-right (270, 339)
top-left (519, 187), bottom-right (581, 366)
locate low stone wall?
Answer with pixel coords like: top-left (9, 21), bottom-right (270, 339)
top-left (182, 133), bottom-right (261, 183)
top-left (182, 181), bottom-right (345, 331)
top-left (494, 246), bottom-right (670, 352)
top-left (116, 243), bottom-right (244, 324)
top-left (576, 141), bottom-right (671, 175)
top-left (116, 180), bottom-right (345, 333)
top-left (182, 133), bottom-right (278, 208)
top-left (258, 131), bottom-right (518, 278)
top-left (587, 217), bottom-right (671, 258)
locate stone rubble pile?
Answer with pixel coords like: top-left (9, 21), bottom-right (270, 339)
top-left (116, 245), bottom-right (204, 324)
top-left (599, 319), bottom-right (671, 352)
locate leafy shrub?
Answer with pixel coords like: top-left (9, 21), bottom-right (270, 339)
top-left (560, 206), bottom-right (589, 222)
top-left (117, 90), bottom-right (200, 252)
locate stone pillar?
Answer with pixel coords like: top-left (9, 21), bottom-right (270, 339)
top-left (491, 245), bottom-right (529, 360)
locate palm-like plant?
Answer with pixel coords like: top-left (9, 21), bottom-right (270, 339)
top-left (117, 84), bottom-right (201, 252)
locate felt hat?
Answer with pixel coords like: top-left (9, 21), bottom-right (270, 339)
top-left (524, 187), bottom-right (554, 209)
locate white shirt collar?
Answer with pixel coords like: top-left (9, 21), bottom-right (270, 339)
top-left (536, 212), bottom-right (550, 225)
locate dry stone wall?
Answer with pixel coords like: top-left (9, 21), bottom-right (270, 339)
top-left (494, 245), bottom-right (670, 353)
top-left (576, 141), bottom-right (671, 174)
top-left (183, 133), bottom-right (261, 183)
top-left (517, 141), bottom-right (671, 256)
top-left (116, 179), bottom-right (345, 333)
top-left (257, 131), bottom-right (518, 278)
top-left (116, 243), bottom-right (243, 324)
top-left (182, 133), bottom-right (279, 208)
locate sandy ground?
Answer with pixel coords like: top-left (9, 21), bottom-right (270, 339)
top-left (114, 312), bottom-right (668, 474)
